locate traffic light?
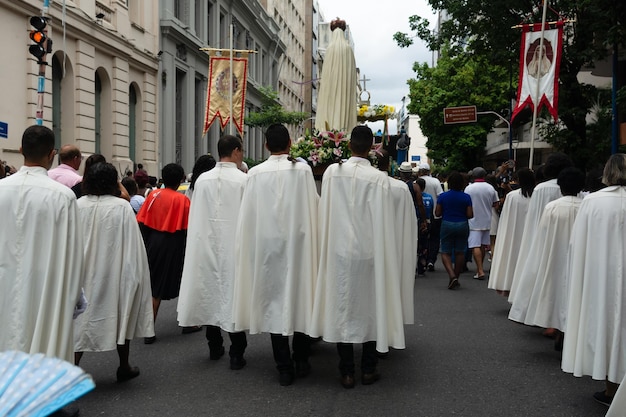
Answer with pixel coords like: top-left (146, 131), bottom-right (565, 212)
top-left (29, 16), bottom-right (52, 64)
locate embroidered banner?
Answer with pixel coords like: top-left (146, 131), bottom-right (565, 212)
top-left (511, 22), bottom-right (564, 122)
top-left (203, 54), bottom-right (248, 135)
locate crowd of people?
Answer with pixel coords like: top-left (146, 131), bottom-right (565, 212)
top-left (1, 123), bottom-right (625, 415)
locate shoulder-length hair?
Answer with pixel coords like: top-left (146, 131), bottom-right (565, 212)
top-left (602, 153), bottom-right (626, 186)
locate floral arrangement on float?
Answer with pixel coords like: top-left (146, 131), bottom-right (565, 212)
top-left (290, 130), bottom-right (351, 167)
top-left (290, 129), bottom-right (382, 177)
top-left (357, 104), bottom-right (395, 122)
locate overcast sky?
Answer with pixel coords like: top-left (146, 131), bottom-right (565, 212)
top-left (316, 0), bottom-right (438, 133)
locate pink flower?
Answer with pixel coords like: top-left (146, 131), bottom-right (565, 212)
top-left (308, 151), bottom-right (320, 166)
top-left (333, 148), bottom-right (343, 157)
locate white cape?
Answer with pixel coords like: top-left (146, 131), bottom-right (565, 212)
top-left (315, 28), bottom-right (357, 132)
top-left (0, 166), bottom-right (83, 362)
top-left (562, 186), bottom-right (626, 383)
top-left (310, 158), bottom-right (405, 352)
top-left (177, 162), bottom-right (247, 330)
top-left (388, 177), bottom-right (417, 324)
top-left (488, 189), bottom-right (530, 293)
top-left (74, 195), bottom-right (154, 351)
top-left (511, 196), bottom-right (581, 329)
top-left (232, 155), bottom-right (319, 335)
top-left (508, 179), bottom-right (562, 303)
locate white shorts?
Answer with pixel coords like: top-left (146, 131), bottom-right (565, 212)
top-left (468, 230), bottom-right (490, 248)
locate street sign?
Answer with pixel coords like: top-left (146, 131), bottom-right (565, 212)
top-left (443, 105), bottom-right (477, 124)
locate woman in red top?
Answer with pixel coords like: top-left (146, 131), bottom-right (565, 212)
top-left (136, 163), bottom-right (190, 343)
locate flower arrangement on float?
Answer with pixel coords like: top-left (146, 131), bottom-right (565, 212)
top-left (290, 130), bottom-right (351, 167)
top-left (357, 104), bottom-right (395, 122)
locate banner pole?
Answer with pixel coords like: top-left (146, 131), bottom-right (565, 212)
top-left (528, 0), bottom-right (549, 169)
top-left (229, 24), bottom-right (234, 136)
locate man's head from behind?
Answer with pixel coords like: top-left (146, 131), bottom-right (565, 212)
top-left (265, 124), bottom-right (290, 153)
top-left (58, 144), bottom-right (82, 170)
top-left (21, 125), bottom-right (56, 169)
top-left (218, 134), bottom-right (244, 163)
top-left (349, 125), bottom-right (373, 157)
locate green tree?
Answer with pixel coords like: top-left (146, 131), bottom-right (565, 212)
top-left (406, 46), bottom-right (510, 171)
top-left (244, 86), bottom-right (308, 128)
top-left (395, 0), bottom-right (626, 170)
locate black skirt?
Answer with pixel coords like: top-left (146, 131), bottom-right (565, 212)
top-left (140, 225), bottom-right (187, 300)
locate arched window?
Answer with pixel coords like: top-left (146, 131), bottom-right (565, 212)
top-left (95, 72), bottom-right (102, 154)
top-left (52, 55), bottom-right (63, 150)
top-left (129, 85), bottom-right (137, 163)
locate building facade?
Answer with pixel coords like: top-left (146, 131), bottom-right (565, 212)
top-left (159, 0), bottom-right (286, 172)
top-left (0, 0), bottom-right (160, 176)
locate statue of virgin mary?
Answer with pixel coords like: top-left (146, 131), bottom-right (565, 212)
top-left (315, 18), bottom-right (357, 133)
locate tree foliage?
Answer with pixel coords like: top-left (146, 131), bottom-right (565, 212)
top-left (395, 0), bottom-right (626, 171)
top-left (407, 46), bottom-right (510, 170)
top-left (244, 86), bottom-right (308, 128)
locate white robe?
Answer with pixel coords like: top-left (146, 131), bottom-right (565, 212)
top-left (0, 166), bottom-right (83, 362)
top-left (562, 186), bottom-right (626, 383)
top-left (513, 196), bottom-right (581, 329)
top-left (232, 155), bottom-right (319, 335)
top-left (508, 179), bottom-right (562, 303)
top-left (315, 28), bottom-right (357, 132)
top-left (74, 195), bottom-right (154, 351)
top-left (177, 162), bottom-right (247, 330)
top-left (388, 176), bottom-right (418, 324)
top-left (488, 189), bottom-right (530, 293)
top-left (310, 158), bottom-right (405, 352)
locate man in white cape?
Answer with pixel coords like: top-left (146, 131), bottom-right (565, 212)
top-left (315, 18), bottom-right (357, 132)
top-left (562, 154), bottom-right (626, 407)
top-left (487, 168), bottom-right (534, 296)
top-left (508, 153), bottom-right (572, 313)
top-left (0, 125), bottom-right (83, 363)
top-left (310, 125), bottom-right (405, 389)
top-left (378, 152), bottom-right (418, 324)
top-left (232, 124), bottom-right (319, 386)
top-left (177, 135), bottom-right (248, 369)
top-left (519, 168), bottom-right (584, 337)
top-left (74, 162), bottom-right (154, 382)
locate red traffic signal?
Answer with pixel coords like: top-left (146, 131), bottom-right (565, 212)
top-left (28, 16), bottom-right (52, 62)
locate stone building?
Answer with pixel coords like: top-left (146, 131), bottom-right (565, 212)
top-left (0, 0), bottom-right (160, 176)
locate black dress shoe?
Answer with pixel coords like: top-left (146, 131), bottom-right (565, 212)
top-left (295, 361), bottom-right (311, 378)
top-left (279, 371), bottom-right (295, 386)
top-left (144, 335), bottom-right (156, 344)
top-left (229, 356), bottom-right (247, 370)
top-left (340, 374), bottom-right (355, 389)
top-left (181, 325), bottom-right (202, 334)
top-left (117, 366), bottom-right (140, 382)
top-left (361, 371), bottom-right (380, 385)
top-left (210, 346), bottom-right (225, 360)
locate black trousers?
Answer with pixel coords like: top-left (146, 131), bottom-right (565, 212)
top-left (270, 332), bottom-right (311, 373)
top-left (337, 341), bottom-right (377, 375)
top-left (428, 218), bottom-right (442, 265)
top-left (205, 325), bottom-right (247, 358)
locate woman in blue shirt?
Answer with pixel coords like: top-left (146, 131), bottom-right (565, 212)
top-left (435, 171), bottom-right (473, 289)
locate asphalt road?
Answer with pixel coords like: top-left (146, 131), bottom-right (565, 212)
top-left (73, 261), bottom-right (608, 417)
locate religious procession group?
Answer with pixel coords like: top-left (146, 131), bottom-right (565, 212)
top-left (0, 122), bottom-right (421, 396)
top-left (459, 152), bottom-right (626, 413)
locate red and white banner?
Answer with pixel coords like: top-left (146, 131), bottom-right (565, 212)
top-left (511, 22), bottom-right (564, 122)
top-left (204, 54), bottom-right (248, 135)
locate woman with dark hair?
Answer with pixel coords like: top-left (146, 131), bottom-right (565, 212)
top-left (488, 168), bottom-right (536, 296)
top-left (186, 154), bottom-right (217, 200)
top-left (435, 171), bottom-right (473, 289)
top-left (122, 176), bottom-right (144, 213)
top-left (72, 153), bottom-right (130, 201)
top-left (136, 163), bottom-right (193, 342)
top-left (563, 154), bottom-right (626, 407)
top-left (74, 162), bottom-right (154, 382)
